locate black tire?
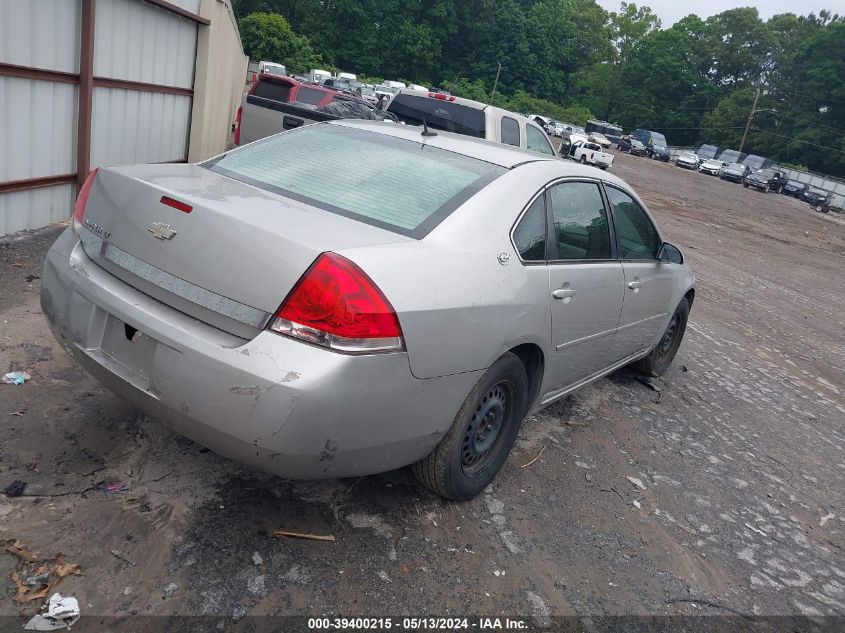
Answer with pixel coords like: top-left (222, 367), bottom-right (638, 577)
top-left (580, 155), bottom-right (587, 164)
top-left (633, 298), bottom-right (690, 378)
top-left (743, 182), bottom-right (749, 188)
top-left (412, 353), bottom-right (529, 501)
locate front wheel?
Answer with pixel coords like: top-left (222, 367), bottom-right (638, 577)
top-left (633, 298), bottom-right (690, 378)
top-left (412, 353), bottom-right (528, 501)
top-left (743, 182), bottom-right (749, 188)
top-left (580, 155), bottom-right (587, 164)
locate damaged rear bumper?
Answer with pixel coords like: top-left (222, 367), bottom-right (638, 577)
top-left (41, 229), bottom-right (479, 478)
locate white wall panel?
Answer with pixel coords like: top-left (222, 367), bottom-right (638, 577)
top-left (94, 0), bottom-right (197, 88)
top-left (0, 184), bottom-right (74, 236)
top-left (0, 0), bottom-right (81, 72)
top-left (0, 77), bottom-right (77, 181)
top-left (90, 87), bottom-right (191, 167)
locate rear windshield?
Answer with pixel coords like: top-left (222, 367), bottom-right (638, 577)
top-left (296, 86), bottom-right (327, 105)
top-left (253, 79), bottom-right (293, 102)
top-left (203, 124), bottom-right (504, 238)
top-left (388, 95), bottom-right (486, 138)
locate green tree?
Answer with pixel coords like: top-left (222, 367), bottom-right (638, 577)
top-left (239, 12), bottom-right (322, 73)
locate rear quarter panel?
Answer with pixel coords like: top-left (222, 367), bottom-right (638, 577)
top-left (337, 164), bottom-right (564, 380)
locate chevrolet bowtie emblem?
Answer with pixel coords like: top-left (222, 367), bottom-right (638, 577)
top-left (148, 222), bottom-right (177, 240)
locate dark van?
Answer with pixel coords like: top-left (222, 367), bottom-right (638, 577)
top-left (697, 144), bottom-right (721, 160)
top-left (717, 149), bottom-right (747, 165)
top-left (633, 129), bottom-right (670, 162)
top-left (742, 154), bottom-right (774, 171)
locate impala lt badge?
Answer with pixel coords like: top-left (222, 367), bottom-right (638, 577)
top-left (148, 222), bottom-right (177, 241)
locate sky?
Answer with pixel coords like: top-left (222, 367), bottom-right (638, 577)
top-left (594, 0), bottom-right (845, 26)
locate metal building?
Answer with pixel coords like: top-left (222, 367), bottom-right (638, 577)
top-left (0, 0), bottom-right (247, 236)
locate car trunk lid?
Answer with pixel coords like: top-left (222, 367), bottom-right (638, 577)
top-left (79, 164), bottom-right (411, 339)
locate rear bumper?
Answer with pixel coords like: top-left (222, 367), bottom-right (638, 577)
top-left (41, 229), bottom-right (479, 478)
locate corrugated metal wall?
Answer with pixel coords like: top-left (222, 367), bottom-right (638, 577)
top-left (0, 0), bottom-right (246, 237)
top-left (0, 0), bottom-right (82, 236)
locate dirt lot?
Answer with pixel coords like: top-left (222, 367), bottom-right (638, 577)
top-left (1, 151), bottom-right (844, 629)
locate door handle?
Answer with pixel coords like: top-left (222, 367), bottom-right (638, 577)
top-left (552, 288), bottom-right (576, 299)
top-left (627, 281), bottom-right (643, 289)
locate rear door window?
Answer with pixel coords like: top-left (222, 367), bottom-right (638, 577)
top-left (605, 186), bottom-right (660, 259)
top-left (526, 124), bottom-right (555, 156)
top-left (501, 117), bottom-right (520, 147)
top-left (296, 86), bottom-right (327, 106)
top-left (252, 79), bottom-right (294, 102)
top-left (204, 124), bottom-right (505, 238)
top-left (387, 95), bottom-right (485, 138)
top-left (548, 182), bottom-right (611, 260)
top-left (513, 195), bottom-right (547, 262)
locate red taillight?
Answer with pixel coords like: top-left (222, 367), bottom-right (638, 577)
top-left (269, 253), bottom-right (404, 353)
top-left (72, 168), bottom-right (99, 233)
top-left (234, 105), bottom-right (243, 145)
top-left (160, 195), bottom-right (192, 213)
top-left (428, 92), bottom-right (455, 102)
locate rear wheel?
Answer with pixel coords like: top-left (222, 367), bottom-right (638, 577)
top-left (580, 155), bottom-right (587, 164)
top-left (633, 298), bottom-right (689, 378)
top-left (412, 353), bottom-right (528, 501)
top-left (743, 182), bottom-right (749, 188)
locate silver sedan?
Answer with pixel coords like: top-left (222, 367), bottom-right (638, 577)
top-left (41, 120), bottom-right (694, 500)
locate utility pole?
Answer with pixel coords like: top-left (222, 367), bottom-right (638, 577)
top-left (490, 62), bottom-right (502, 106)
top-left (739, 84), bottom-right (761, 154)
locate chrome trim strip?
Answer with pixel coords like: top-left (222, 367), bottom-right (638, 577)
top-left (540, 348), bottom-right (649, 406)
top-left (616, 312), bottom-right (667, 332)
top-left (79, 230), bottom-right (270, 329)
top-left (555, 327), bottom-right (615, 351)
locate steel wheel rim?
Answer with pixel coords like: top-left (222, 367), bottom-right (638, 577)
top-left (657, 314), bottom-right (679, 361)
top-left (461, 381), bottom-right (512, 475)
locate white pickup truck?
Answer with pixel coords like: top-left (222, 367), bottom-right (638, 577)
top-left (387, 90), bottom-right (558, 157)
top-left (563, 138), bottom-right (614, 170)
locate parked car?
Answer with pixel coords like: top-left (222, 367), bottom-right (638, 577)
top-left (322, 77), bottom-right (352, 91)
top-left (697, 144), bottom-right (721, 160)
top-left (235, 75), bottom-right (384, 146)
top-left (308, 69), bottom-right (332, 84)
top-left (782, 180), bottom-right (808, 198)
top-left (586, 120), bottom-right (623, 146)
top-left (675, 151), bottom-right (700, 170)
top-left (384, 80), bottom-right (406, 90)
top-left (355, 86), bottom-right (379, 106)
top-left (632, 129), bottom-right (670, 161)
top-left (803, 187), bottom-right (829, 207)
top-left (407, 83), bottom-right (428, 92)
top-left (258, 61), bottom-right (286, 76)
top-left (42, 120), bottom-right (694, 500)
top-left (387, 90), bottom-right (557, 157)
top-left (742, 154), bottom-right (774, 171)
top-left (717, 149), bottom-right (747, 165)
top-left (588, 132), bottom-right (612, 148)
top-left (743, 168), bottom-right (787, 193)
top-left (720, 163), bottom-right (750, 183)
top-left (550, 122), bottom-right (567, 137)
top-left (617, 137), bottom-right (647, 156)
top-left (564, 140), bottom-right (614, 170)
top-left (698, 159), bottom-right (727, 176)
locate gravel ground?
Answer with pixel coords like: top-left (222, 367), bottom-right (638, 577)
top-left (0, 151), bottom-right (843, 630)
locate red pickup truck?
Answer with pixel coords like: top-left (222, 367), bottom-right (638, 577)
top-left (235, 75), bottom-right (374, 145)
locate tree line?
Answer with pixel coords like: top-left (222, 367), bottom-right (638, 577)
top-left (233, 0), bottom-right (845, 177)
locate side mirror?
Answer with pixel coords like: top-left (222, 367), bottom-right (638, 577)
top-left (658, 242), bottom-right (684, 264)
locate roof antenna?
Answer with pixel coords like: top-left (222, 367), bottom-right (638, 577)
top-left (421, 116), bottom-right (437, 137)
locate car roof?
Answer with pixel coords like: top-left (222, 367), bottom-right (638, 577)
top-left (332, 120), bottom-right (557, 168)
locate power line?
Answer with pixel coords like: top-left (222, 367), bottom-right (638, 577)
top-left (749, 127), bottom-right (845, 155)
